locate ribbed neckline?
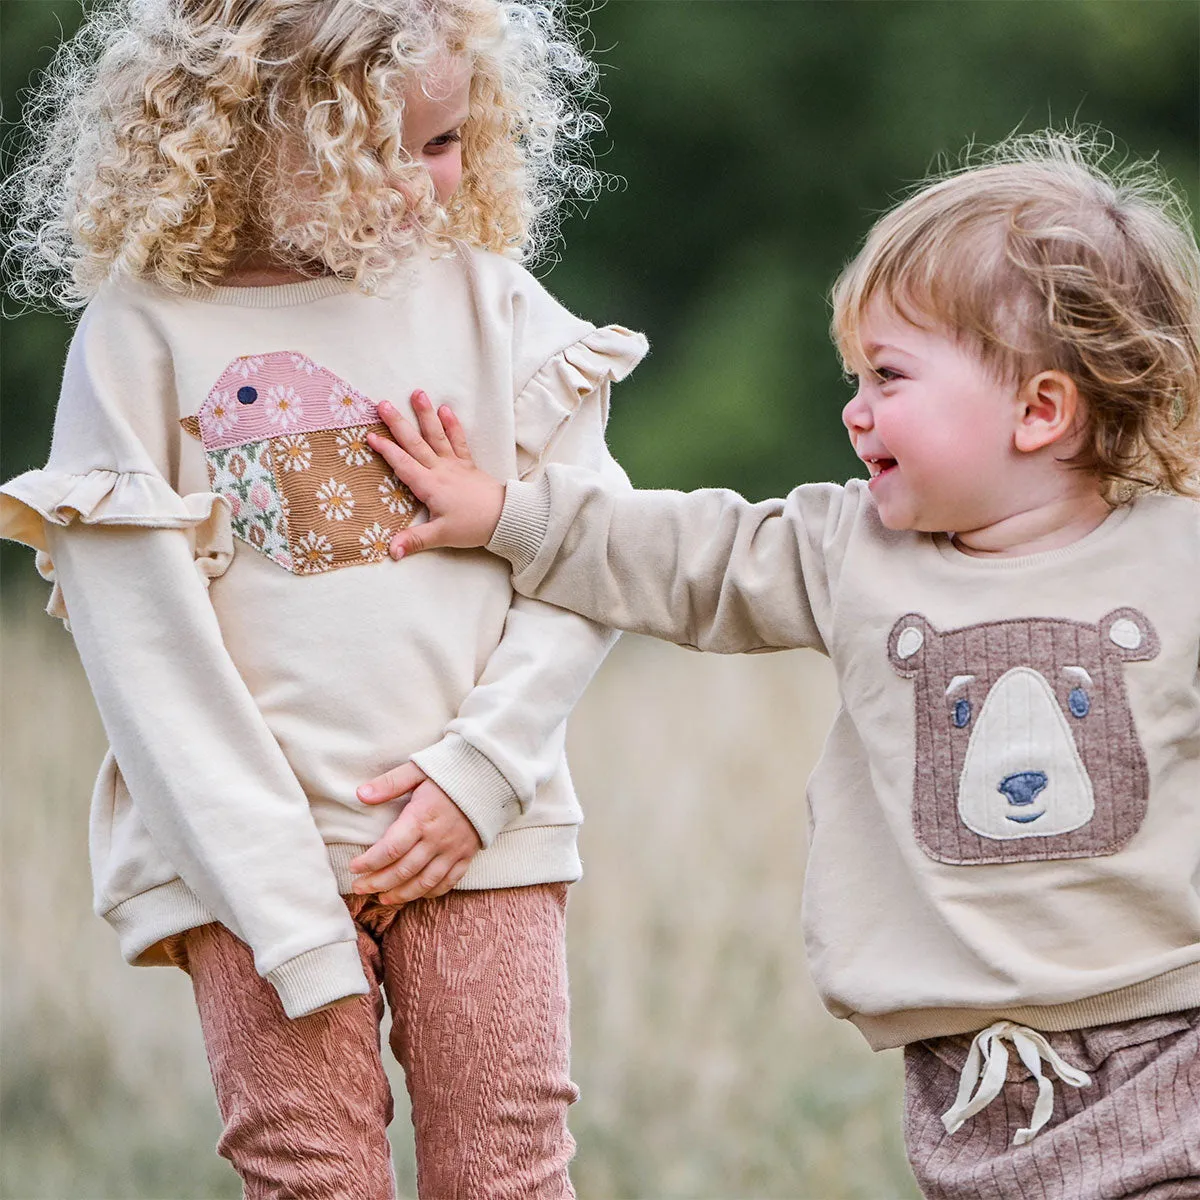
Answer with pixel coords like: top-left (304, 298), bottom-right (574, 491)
top-left (182, 275), bottom-right (357, 307)
top-left (931, 502), bottom-right (1133, 570)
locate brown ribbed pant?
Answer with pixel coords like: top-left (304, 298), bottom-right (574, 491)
top-left (166, 884), bottom-right (577, 1200)
top-left (904, 1008), bottom-right (1200, 1199)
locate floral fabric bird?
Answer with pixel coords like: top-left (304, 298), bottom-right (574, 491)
top-left (181, 352), bottom-right (422, 574)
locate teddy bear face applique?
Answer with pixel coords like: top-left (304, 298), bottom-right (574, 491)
top-left (181, 352), bottom-right (422, 575)
top-left (887, 609), bottom-right (1158, 865)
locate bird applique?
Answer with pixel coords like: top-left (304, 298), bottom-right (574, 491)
top-left (181, 352), bottom-right (422, 575)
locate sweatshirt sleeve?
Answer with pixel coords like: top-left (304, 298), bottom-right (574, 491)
top-left (487, 468), bottom-right (862, 656)
top-left (1, 290), bottom-right (366, 1018)
top-left (411, 326), bottom-right (645, 843)
top-left (46, 524), bottom-right (367, 1017)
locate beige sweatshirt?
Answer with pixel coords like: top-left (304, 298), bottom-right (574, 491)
top-left (0, 247), bottom-right (647, 1018)
top-left (488, 468), bottom-right (1200, 1049)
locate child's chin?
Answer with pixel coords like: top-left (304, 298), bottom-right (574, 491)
top-left (870, 500), bottom-right (918, 532)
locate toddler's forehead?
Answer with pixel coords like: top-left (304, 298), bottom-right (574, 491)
top-left (839, 294), bottom-right (947, 367)
top-left (845, 288), bottom-right (1032, 383)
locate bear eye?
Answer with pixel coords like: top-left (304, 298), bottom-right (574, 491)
top-left (237, 386), bottom-right (258, 405)
top-left (952, 698), bottom-right (972, 728)
top-left (1068, 687), bottom-right (1090, 718)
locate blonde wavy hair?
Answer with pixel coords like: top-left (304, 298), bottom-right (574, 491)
top-left (2, 0), bottom-right (607, 307)
top-left (832, 129), bottom-right (1200, 501)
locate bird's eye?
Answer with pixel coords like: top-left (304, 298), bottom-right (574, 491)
top-left (952, 698), bottom-right (972, 728)
top-left (237, 386), bottom-right (258, 405)
top-left (1068, 687), bottom-right (1090, 718)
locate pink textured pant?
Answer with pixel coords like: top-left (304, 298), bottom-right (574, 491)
top-left (166, 884), bottom-right (577, 1200)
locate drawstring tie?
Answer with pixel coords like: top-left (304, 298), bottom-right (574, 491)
top-left (940, 1021), bottom-right (1091, 1145)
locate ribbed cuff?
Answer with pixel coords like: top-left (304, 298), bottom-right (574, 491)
top-left (267, 940), bottom-right (369, 1019)
top-left (411, 733), bottom-right (522, 848)
top-left (487, 477), bottom-right (552, 577)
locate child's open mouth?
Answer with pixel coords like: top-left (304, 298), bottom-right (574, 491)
top-left (864, 456), bottom-right (898, 483)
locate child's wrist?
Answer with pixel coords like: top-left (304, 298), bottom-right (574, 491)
top-left (483, 479), bottom-right (506, 542)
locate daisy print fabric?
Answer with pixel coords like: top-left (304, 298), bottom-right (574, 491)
top-left (182, 352), bottom-right (422, 575)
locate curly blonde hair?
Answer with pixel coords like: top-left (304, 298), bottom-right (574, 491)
top-left (2, 0), bottom-right (607, 307)
top-left (832, 129), bottom-right (1200, 500)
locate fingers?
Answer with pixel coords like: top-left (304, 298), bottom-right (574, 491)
top-left (348, 816), bottom-right (423, 876)
top-left (356, 838), bottom-right (470, 904)
top-left (388, 518), bottom-right (449, 559)
top-left (439, 406), bottom-right (474, 463)
top-left (356, 761), bottom-right (426, 805)
top-left (411, 390), bottom-right (454, 458)
top-left (351, 780), bottom-right (481, 902)
top-left (424, 857), bottom-right (471, 899)
top-left (355, 839), bottom-right (437, 897)
top-left (375, 852), bottom-right (467, 906)
top-left (366, 428), bottom-right (431, 498)
top-left (374, 401), bottom-right (438, 470)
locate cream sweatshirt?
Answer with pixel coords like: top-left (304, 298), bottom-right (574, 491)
top-left (488, 469), bottom-right (1200, 1049)
top-left (1, 246), bottom-right (647, 1018)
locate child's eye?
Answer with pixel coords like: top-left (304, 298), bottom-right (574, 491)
top-left (424, 131), bottom-right (462, 154)
top-left (873, 366), bottom-right (903, 383)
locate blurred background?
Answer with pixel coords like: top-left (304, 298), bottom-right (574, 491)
top-left (1, 2), bottom-right (1196, 1197)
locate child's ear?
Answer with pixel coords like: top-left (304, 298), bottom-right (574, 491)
top-left (1014, 370), bottom-right (1080, 454)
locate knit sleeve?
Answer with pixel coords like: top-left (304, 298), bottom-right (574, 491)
top-left (46, 522), bottom-right (367, 1017)
top-left (488, 472), bottom-right (865, 655)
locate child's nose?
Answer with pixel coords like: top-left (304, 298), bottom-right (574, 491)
top-left (842, 391), bottom-right (872, 432)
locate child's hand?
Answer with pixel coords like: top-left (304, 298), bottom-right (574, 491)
top-left (367, 391), bottom-right (506, 559)
top-left (349, 763), bottom-right (482, 905)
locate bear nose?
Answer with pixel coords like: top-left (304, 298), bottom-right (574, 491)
top-left (998, 771), bottom-right (1048, 806)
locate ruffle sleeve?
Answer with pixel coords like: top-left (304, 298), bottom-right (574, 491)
top-left (0, 467), bottom-right (232, 622)
top-left (514, 324), bottom-right (648, 478)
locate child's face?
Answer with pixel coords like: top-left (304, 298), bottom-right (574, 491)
top-left (399, 58), bottom-right (472, 205)
top-left (841, 300), bottom-right (1024, 533)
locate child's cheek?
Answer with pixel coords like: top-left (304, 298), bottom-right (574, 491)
top-left (432, 153), bottom-right (464, 205)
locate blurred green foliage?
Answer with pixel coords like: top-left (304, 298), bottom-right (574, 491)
top-left (1, 0), bottom-right (1197, 570)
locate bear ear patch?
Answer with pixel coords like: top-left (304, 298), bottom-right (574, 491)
top-left (888, 613), bottom-right (935, 677)
top-left (1098, 607), bottom-right (1160, 663)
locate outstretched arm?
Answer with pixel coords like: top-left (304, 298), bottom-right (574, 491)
top-left (369, 396), bottom-right (849, 655)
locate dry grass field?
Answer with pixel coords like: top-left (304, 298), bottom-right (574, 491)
top-left (1, 590), bottom-right (918, 1200)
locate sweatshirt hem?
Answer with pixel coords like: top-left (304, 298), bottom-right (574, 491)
top-left (104, 824), bottom-right (583, 966)
top-left (326, 823), bottom-right (582, 893)
top-left (848, 960), bottom-right (1200, 1050)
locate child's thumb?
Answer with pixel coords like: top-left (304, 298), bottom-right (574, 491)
top-left (390, 519), bottom-right (449, 560)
